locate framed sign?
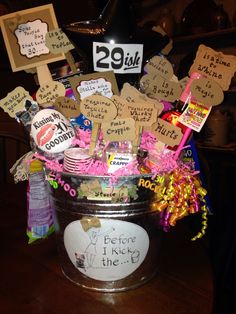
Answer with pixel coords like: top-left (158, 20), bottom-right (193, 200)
top-left (0, 4), bottom-right (65, 72)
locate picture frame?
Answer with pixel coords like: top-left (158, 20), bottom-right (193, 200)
top-left (0, 4), bottom-right (65, 72)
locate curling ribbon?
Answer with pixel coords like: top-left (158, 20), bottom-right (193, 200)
top-left (191, 204), bottom-right (208, 241)
top-left (150, 165), bottom-right (209, 232)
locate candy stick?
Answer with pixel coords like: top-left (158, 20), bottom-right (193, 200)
top-left (65, 51), bottom-right (77, 75)
top-left (132, 126), bottom-right (143, 154)
top-left (174, 127), bottom-right (192, 160)
top-left (89, 122), bottom-right (101, 156)
top-left (36, 64), bottom-right (53, 86)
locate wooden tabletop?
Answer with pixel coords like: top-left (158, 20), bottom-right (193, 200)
top-left (0, 183), bottom-right (213, 314)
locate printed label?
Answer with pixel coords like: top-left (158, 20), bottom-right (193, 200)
top-left (77, 178), bottom-right (138, 202)
top-left (107, 153), bottom-right (136, 174)
top-left (178, 100), bottom-right (212, 132)
top-left (31, 108), bottom-right (75, 153)
top-left (64, 219), bottom-right (149, 281)
top-left (93, 42), bottom-right (143, 74)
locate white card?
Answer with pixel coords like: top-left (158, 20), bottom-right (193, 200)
top-left (93, 42), bottom-right (143, 74)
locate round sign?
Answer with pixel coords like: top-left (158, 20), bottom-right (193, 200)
top-left (64, 219), bottom-right (150, 281)
top-left (31, 108), bottom-right (75, 154)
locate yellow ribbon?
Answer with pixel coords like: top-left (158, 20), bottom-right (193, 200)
top-left (191, 204), bottom-right (208, 241)
top-left (80, 216), bottom-right (101, 232)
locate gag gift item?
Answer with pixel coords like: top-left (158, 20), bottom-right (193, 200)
top-left (1, 1), bottom-right (235, 292)
top-left (31, 108), bottom-right (75, 154)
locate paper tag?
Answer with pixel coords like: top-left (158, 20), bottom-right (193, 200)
top-left (0, 86), bottom-right (32, 118)
top-left (123, 101), bottom-right (158, 126)
top-left (102, 118), bottom-right (136, 142)
top-left (151, 118), bottom-right (182, 147)
top-left (64, 219), bottom-right (149, 281)
top-left (36, 81), bottom-right (66, 105)
top-left (189, 44), bottom-right (236, 91)
top-left (77, 78), bottom-right (113, 100)
top-left (111, 95), bottom-right (129, 118)
top-left (14, 19), bottom-right (49, 58)
top-left (69, 71), bottom-right (119, 102)
top-left (120, 83), bottom-right (164, 115)
top-left (80, 95), bottom-right (118, 123)
top-left (45, 28), bottom-right (74, 54)
top-left (177, 101), bottom-right (212, 132)
top-left (145, 55), bottom-right (174, 79)
top-left (93, 42), bottom-right (143, 74)
top-left (190, 77), bottom-right (224, 107)
top-left (140, 74), bottom-right (182, 102)
top-left (54, 96), bottom-right (80, 119)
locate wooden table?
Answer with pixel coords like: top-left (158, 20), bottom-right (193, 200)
top-left (0, 183), bottom-right (213, 314)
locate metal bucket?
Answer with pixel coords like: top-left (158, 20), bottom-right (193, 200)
top-left (46, 171), bottom-right (162, 292)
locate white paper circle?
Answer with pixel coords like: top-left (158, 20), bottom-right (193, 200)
top-left (31, 108), bottom-right (75, 153)
top-left (64, 219), bottom-right (150, 281)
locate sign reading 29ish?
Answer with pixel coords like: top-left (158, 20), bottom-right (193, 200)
top-left (93, 42), bottom-right (143, 74)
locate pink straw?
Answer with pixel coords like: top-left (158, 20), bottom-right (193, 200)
top-left (174, 127), bottom-right (192, 160)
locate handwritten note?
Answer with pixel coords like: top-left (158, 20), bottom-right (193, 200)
top-left (140, 73), bottom-right (182, 102)
top-left (102, 118), bottom-right (136, 142)
top-left (80, 95), bottom-right (118, 155)
top-left (77, 78), bottom-right (113, 99)
top-left (36, 81), bottom-right (66, 105)
top-left (69, 71), bottom-right (119, 102)
top-left (54, 96), bottom-right (80, 118)
top-left (0, 86), bottom-right (32, 118)
top-left (15, 19), bottom-right (49, 58)
top-left (189, 44), bottom-right (236, 91)
top-left (123, 101), bottom-right (158, 127)
top-left (80, 95), bottom-right (118, 123)
top-left (151, 118), bottom-right (182, 147)
top-left (45, 28), bottom-right (74, 54)
top-left (190, 77), bottom-right (224, 107)
top-left (145, 55), bottom-right (174, 79)
top-left (120, 82), bottom-right (164, 115)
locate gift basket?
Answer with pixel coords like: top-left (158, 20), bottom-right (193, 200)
top-left (1, 1), bottom-right (236, 292)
